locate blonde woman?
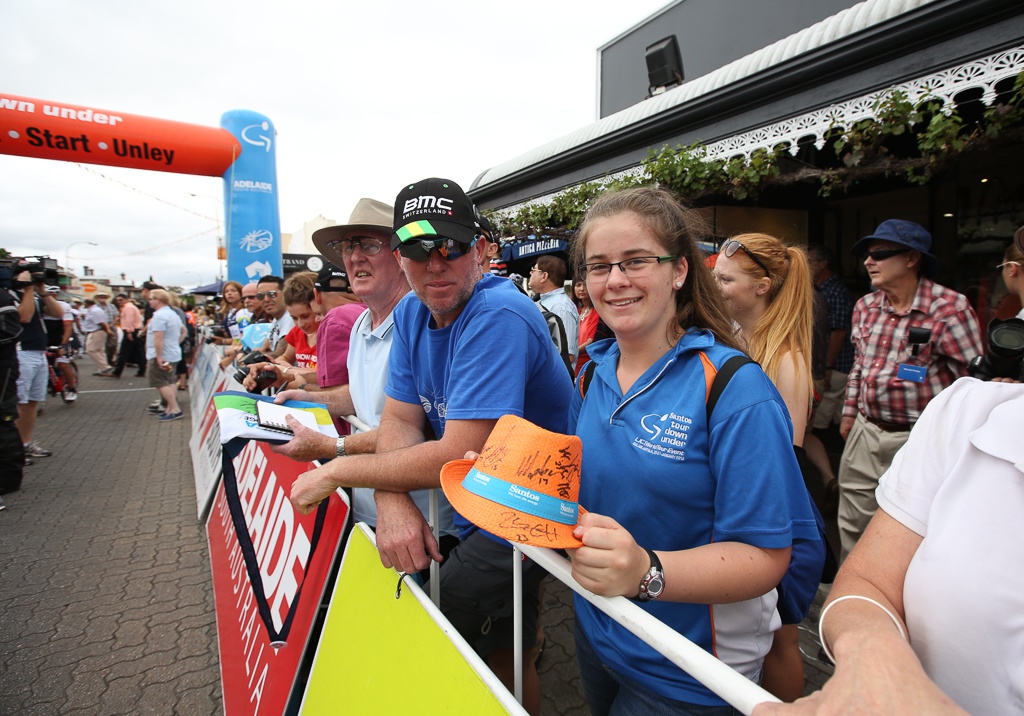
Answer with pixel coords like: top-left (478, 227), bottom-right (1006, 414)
top-left (714, 233), bottom-right (819, 701)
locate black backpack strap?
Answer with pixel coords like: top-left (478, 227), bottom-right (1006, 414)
top-left (705, 355), bottom-right (754, 423)
top-left (578, 360), bottom-right (596, 399)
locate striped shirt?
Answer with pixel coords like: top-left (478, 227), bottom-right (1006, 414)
top-left (843, 277), bottom-right (982, 425)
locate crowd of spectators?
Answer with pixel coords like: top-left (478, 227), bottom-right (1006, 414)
top-left (6, 174), bottom-right (1017, 712)
top-left (212, 180), bottom-right (1018, 714)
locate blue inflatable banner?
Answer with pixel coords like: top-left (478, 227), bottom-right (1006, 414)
top-left (220, 110), bottom-right (282, 284)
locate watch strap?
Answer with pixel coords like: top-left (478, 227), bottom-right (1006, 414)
top-left (335, 436), bottom-right (346, 458)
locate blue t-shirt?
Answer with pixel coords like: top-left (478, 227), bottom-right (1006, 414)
top-left (386, 274), bottom-right (574, 540)
top-left (569, 330), bottom-right (819, 706)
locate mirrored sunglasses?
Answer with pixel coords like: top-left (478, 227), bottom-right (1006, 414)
top-left (255, 290), bottom-right (280, 300)
top-left (397, 236), bottom-right (477, 262)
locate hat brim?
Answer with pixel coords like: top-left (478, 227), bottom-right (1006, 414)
top-left (312, 223), bottom-right (393, 268)
top-left (439, 459), bottom-right (585, 549)
top-left (391, 219), bottom-right (480, 252)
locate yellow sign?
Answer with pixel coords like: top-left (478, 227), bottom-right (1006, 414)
top-left (299, 524), bottom-right (523, 714)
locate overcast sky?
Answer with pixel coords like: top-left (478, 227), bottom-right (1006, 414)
top-left (1, 0), bottom-right (668, 290)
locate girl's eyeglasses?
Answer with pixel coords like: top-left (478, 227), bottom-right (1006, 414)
top-left (997, 260), bottom-right (1021, 270)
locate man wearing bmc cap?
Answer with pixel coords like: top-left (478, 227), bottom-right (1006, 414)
top-left (290, 178), bottom-right (572, 714)
top-left (838, 219), bottom-right (982, 560)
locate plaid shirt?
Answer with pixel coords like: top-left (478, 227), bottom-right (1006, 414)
top-left (816, 274), bottom-right (855, 373)
top-left (844, 277), bottom-right (982, 424)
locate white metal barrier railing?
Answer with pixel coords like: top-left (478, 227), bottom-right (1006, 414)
top-left (413, 487), bottom-right (779, 715)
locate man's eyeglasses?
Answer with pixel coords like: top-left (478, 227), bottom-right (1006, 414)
top-left (397, 237), bottom-right (477, 262)
top-left (997, 260), bottom-right (1021, 270)
top-left (242, 294), bottom-right (259, 301)
top-left (330, 236), bottom-right (386, 256)
top-left (255, 290), bottom-right (280, 300)
top-left (863, 248), bottom-right (911, 262)
top-left (579, 255), bottom-right (678, 280)
top-left (722, 240), bottom-right (770, 277)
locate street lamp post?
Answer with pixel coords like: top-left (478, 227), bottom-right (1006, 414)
top-left (65, 241), bottom-right (98, 288)
top-left (188, 192), bottom-right (225, 283)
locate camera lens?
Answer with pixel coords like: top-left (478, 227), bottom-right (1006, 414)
top-left (990, 321), bottom-right (1024, 353)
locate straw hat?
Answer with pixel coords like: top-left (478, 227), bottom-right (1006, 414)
top-left (440, 415), bottom-right (586, 548)
top-left (312, 198), bottom-right (394, 267)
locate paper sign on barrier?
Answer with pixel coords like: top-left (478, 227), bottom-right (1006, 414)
top-left (299, 523), bottom-right (526, 715)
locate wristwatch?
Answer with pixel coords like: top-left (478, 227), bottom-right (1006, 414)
top-left (335, 436), bottom-right (347, 459)
top-left (637, 548), bottom-right (665, 602)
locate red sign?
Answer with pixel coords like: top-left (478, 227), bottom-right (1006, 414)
top-left (0, 93), bottom-right (241, 176)
top-left (207, 442), bottom-right (348, 716)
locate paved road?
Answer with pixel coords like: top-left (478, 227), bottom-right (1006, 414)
top-left (0, 370), bottom-right (834, 715)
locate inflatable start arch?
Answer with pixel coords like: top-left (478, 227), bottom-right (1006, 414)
top-left (0, 93), bottom-right (282, 284)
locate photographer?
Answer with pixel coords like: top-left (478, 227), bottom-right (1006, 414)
top-left (1, 285), bottom-right (24, 506)
top-left (12, 268), bottom-right (64, 462)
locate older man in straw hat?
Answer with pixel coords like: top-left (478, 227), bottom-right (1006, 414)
top-left (289, 180), bottom-right (572, 714)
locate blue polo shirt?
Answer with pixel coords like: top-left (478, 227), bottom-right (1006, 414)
top-left (569, 330), bottom-right (819, 706)
top-left (386, 274), bottom-right (573, 540)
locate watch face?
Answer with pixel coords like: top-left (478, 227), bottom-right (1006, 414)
top-left (648, 575), bottom-right (664, 597)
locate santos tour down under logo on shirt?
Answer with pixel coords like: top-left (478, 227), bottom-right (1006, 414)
top-left (633, 411), bottom-right (692, 461)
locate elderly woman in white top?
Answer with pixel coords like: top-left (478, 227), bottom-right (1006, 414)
top-left (756, 376), bottom-right (1024, 715)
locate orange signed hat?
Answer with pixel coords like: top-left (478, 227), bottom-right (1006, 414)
top-left (440, 415), bottom-right (586, 548)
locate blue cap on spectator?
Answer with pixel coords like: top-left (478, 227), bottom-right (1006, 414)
top-left (851, 219), bottom-right (938, 278)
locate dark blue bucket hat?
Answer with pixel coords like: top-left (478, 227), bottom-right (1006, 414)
top-left (851, 219), bottom-right (938, 278)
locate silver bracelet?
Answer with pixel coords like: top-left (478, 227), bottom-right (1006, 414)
top-left (335, 436), bottom-right (346, 459)
top-left (818, 594), bottom-right (908, 663)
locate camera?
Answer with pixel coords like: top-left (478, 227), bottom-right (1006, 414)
top-left (0, 256), bottom-right (60, 290)
top-left (967, 318), bottom-right (1024, 381)
top-left (232, 350), bottom-right (278, 392)
top-left (205, 326), bottom-right (228, 344)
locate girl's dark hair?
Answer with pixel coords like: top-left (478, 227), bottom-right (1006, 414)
top-left (570, 186), bottom-right (741, 350)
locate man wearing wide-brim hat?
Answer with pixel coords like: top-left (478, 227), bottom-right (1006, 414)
top-left (837, 219), bottom-right (982, 561)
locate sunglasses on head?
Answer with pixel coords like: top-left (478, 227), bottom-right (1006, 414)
top-left (722, 239), bottom-right (770, 277)
top-left (863, 248), bottom-right (910, 262)
top-left (255, 290), bottom-right (280, 300)
top-left (397, 236), bottom-right (477, 262)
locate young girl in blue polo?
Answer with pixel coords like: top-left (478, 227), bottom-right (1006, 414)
top-left (567, 187), bottom-right (818, 715)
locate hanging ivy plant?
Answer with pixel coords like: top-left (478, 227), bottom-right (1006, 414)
top-left (485, 70), bottom-right (1024, 234)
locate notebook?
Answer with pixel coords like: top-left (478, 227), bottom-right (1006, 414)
top-left (255, 400), bottom-right (321, 434)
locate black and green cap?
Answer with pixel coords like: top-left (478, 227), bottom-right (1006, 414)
top-left (391, 178), bottom-right (481, 251)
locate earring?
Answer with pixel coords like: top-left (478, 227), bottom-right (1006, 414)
top-left (675, 281), bottom-right (683, 288)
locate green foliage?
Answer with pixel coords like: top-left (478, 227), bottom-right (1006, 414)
top-left (488, 70), bottom-right (1024, 230)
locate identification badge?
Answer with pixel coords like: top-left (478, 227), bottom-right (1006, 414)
top-left (897, 363), bottom-right (927, 383)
